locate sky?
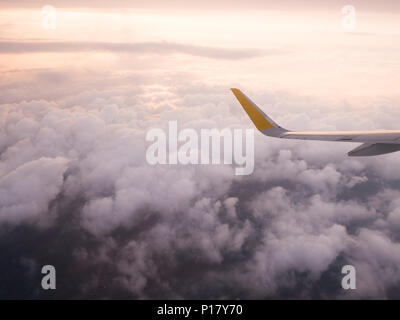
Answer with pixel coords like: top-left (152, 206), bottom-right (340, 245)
top-left (1, 0), bottom-right (400, 299)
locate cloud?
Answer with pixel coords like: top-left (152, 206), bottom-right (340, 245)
top-left (2, 65), bottom-right (400, 299)
top-left (0, 41), bottom-right (276, 60)
top-left (0, 157), bottom-right (69, 227)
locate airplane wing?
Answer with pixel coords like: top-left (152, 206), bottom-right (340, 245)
top-left (231, 88), bottom-right (400, 157)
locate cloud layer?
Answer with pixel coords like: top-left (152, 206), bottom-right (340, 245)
top-left (0, 41), bottom-right (272, 60)
top-left (2, 71), bottom-right (400, 299)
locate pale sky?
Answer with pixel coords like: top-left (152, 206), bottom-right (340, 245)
top-left (1, 1), bottom-right (400, 100)
top-left (1, 0), bottom-right (400, 11)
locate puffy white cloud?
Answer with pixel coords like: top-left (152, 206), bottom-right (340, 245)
top-left (2, 66), bottom-right (400, 299)
top-left (0, 157), bottom-right (69, 227)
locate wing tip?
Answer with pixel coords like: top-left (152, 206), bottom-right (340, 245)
top-left (231, 88), bottom-right (276, 130)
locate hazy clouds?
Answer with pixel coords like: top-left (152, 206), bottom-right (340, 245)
top-left (1, 1), bottom-right (400, 299)
top-left (2, 71), bottom-right (400, 298)
top-left (0, 41), bottom-right (272, 60)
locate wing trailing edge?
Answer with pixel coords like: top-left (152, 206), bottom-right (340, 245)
top-left (348, 143), bottom-right (400, 157)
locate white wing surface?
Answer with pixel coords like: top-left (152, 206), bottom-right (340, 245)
top-left (231, 88), bottom-right (400, 156)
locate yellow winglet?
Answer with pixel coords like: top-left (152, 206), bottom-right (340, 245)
top-left (231, 88), bottom-right (275, 131)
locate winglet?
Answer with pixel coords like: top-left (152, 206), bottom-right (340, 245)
top-left (231, 88), bottom-right (288, 137)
